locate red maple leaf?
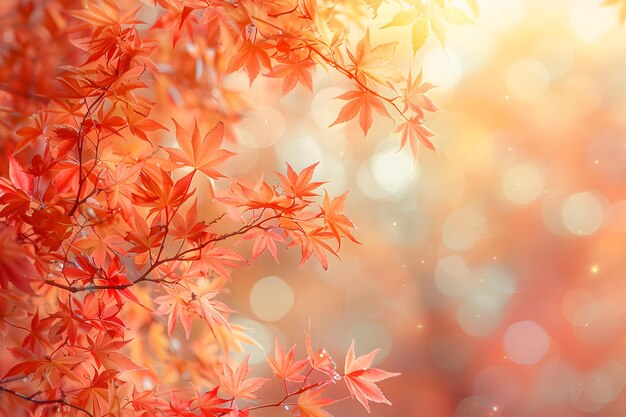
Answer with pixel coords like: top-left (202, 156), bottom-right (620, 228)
top-left (0, 225), bottom-right (35, 293)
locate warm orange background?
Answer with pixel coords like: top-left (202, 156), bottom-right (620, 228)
top-left (220, 1), bottom-right (626, 416)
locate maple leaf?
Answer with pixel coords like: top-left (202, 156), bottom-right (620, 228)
top-left (211, 322), bottom-right (263, 355)
top-left (124, 105), bottom-right (167, 142)
top-left (395, 116), bottom-right (436, 160)
top-left (188, 290), bottom-right (233, 332)
top-left (166, 391), bottom-right (197, 417)
top-left (322, 191), bottom-right (359, 248)
top-left (71, 0), bottom-right (143, 28)
top-left (126, 210), bottom-right (165, 267)
top-left (102, 161), bottom-right (142, 219)
top-left (275, 162), bottom-right (325, 201)
top-left (7, 153), bottom-right (33, 194)
top-left (343, 340), bottom-right (400, 413)
top-left (221, 177), bottom-right (288, 212)
top-left (266, 57), bottom-right (315, 96)
top-left (218, 355), bottom-right (269, 401)
top-left (49, 297), bottom-right (87, 345)
top-left (0, 290), bottom-right (27, 335)
top-left (73, 292), bottom-right (125, 334)
top-left (198, 244), bottom-right (247, 279)
top-left (74, 368), bottom-right (119, 417)
top-left (0, 225), bottom-right (35, 294)
top-left (382, 2), bottom-right (471, 53)
top-left (227, 40), bottom-right (274, 84)
top-left (170, 200), bottom-right (207, 244)
top-left (86, 330), bottom-right (141, 371)
top-left (240, 228), bottom-right (285, 263)
top-left (152, 0), bottom-right (201, 46)
top-left (133, 169), bottom-right (195, 217)
top-left (4, 347), bottom-right (83, 387)
top-left (294, 383), bottom-right (335, 417)
top-left (363, 0), bottom-right (385, 17)
top-left (164, 120), bottom-right (235, 179)
top-left (22, 310), bottom-right (54, 352)
top-left (403, 69), bottom-right (438, 118)
top-left (0, 183), bottom-right (31, 221)
top-left (347, 30), bottom-right (402, 87)
top-left (73, 233), bottom-right (128, 267)
top-left (195, 386), bottom-right (231, 417)
top-left (305, 323), bottom-right (339, 379)
top-left (15, 112), bottom-right (47, 153)
top-left (289, 226), bottom-right (336, 270)
top-left (131, 386), bottom-right (169, 417)
top-left (154, 288), bottom-right (194, 339)
top-left (266, 338), bottom-right (309, 383)
top-left (329, 89), bottom-right (390, 136)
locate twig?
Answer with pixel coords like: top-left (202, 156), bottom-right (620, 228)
top-left (0, 386), bottom-right (94, 417)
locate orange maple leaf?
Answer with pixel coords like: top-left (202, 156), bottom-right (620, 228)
top-left (266, 57), bottom-right (315, 96)
top-left (154, 288), bottom-right (194, 339)
top-left (227, 40), bottom-right (273, 85)
top-left (294, 383), bottom-right (335, 417)
top-left (218, 355), bottom-right (269, 401)
top-left (195, 386), bottom-right (231, 417)
top-left (343, 340), bottom-right (400, 413)
top-left (288, 226), bottom-right (336, 270)
top-left (394, 117), bottom-right (436, 160)
top-left (403, 69), bottom-right (438, 118)
top-left (276, 162), bottom-right (325, 201)
top-left (305, 323), bottom-right (339, 379)
top-left (329, 89), bottom-right (390, 136)
top-left (239, 228), bottom-right (285, 263)
top-left (164, 120), bottom-right (235, 179)
top-left (322, 191), bottom-right (359, 248)
top-left (74, 368), bottom-right (119, 417)
top-left (266, 338), bottom-right (309, 383)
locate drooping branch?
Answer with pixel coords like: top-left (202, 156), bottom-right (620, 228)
top-left (0, 386), bottom-right (94, 417)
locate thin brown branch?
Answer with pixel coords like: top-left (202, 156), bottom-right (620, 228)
top-left (248, 14), bottom-right (409, 121)
top-left (249, 381), bottom-right (325, 411)
top-left (0, 386), bottom-right (93, 417)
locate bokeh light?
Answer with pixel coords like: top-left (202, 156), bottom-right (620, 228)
top-left (249, 276), bottom-right (294, 322)
top-left (502, 321), bottom-right (550, 365)
top-left (562, 192), bottom-right (604, 235)
top-left (231, 1), bottom-right (626, 416)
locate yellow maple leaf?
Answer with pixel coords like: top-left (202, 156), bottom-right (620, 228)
top-left (381, 1), bottom-right (472, 53)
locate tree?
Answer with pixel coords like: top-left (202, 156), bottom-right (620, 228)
top-left (0, 0), bottom-right (469, 416)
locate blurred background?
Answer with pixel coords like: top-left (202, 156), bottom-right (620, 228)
top-left (214, 0), bottom-right (626, 416)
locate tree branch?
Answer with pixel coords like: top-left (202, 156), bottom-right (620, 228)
top-left (0, 386), bottom-right (94, 417)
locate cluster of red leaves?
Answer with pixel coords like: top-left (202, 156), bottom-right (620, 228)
top-left (0, 0), bottom-right (423, 416)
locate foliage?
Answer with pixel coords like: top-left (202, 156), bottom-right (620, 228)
top-left (0, 0), bottom-right (470, 416)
